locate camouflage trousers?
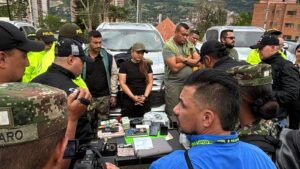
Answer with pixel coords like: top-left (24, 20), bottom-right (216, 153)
top-left (164, 82), bottom-right (184, 116)
top-left (87, 96), bottom-right (110, 120)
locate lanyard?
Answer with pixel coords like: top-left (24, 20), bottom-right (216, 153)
top-left (191, 137), bottom-right (239, 147)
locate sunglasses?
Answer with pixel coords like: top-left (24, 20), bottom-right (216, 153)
top-left (225, 37), bottom-right (235, 40)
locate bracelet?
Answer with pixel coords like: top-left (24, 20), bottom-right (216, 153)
top-left (142, 95), bottom-right (148, 99)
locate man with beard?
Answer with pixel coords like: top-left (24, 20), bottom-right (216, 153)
top-left (199, 40), bottom-right (245, 71)
top-left (220, 29), bottom-right (239, 61)
top-left (83, 30), bottom-right (118, 123)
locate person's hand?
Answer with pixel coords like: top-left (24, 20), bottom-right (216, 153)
top-left (67, 88), bottom-right (92, 122)
top-left (105, 162), bottom-right (119, 169)
top-left (197, 63), bottom-right (205, 69)
top-left (134, 95), bottom-right (145, 106)
top-left (110, 96), bottom-right (117, 107)
top-left (176, 55), bottom-right (186, 63)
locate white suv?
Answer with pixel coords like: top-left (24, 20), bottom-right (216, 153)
top-left (7, 21), bottom-right (36, 37)
top-left (96, 22), bottom-right (165, 112)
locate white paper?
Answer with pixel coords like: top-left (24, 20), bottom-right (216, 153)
top-left (133, 137), bottom-right (153, 150)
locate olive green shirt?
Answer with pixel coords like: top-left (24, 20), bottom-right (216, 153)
top-left (162, 38), bottom-right (194, 83)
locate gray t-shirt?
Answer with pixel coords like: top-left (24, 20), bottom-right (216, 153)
top-left (163, 43), bottom-right (193, 83)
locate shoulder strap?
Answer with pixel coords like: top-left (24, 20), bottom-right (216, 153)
top-left (184, 150), bottom-right (194, 169)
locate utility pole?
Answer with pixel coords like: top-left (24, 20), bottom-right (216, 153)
top-left (6, 0), bottom-right (11, 20)
top-left (136, 0), bottom-right (139, 23)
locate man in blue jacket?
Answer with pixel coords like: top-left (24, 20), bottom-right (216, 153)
top-left (150, 69), bottom-right (276, 169)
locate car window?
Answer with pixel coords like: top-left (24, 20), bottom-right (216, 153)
top-left (205, 30), bottom-right (218, 41)
top-left (22, 26), bottom-right (36, 36)
top-left (100, 30), bottom-right (163, 51)
top-left (234, 31), bottom-right (264, 47)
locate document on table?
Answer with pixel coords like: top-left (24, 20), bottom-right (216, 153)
top-left (133, 137), bottom-right (153, 150)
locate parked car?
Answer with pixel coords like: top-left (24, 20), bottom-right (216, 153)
top-left (202, 26), bottom-right (265, 61)
top-left (96, 22), bottom-right (165, 113)
top-left (285, 37), bottom-right (300, 54)
top-left (7, 21), bottom-right (36, 37)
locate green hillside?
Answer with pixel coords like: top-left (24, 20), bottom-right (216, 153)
top-left (126, 0), bottom-right (256, 23)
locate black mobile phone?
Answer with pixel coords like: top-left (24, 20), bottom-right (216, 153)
top-left (149, 125), bottom-right (158, 136)
top-left (160, 125), bottom-right (168, 135)
top-left (63, 139), bottom-right (78, 159)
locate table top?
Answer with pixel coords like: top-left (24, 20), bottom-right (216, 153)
top-left (103, 129), bottom-right (184, 166)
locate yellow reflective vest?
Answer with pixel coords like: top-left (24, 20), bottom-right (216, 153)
top-left (23, 42), bottom-right (87, 88)
top-left (246, 49), bottom-right (287, 65)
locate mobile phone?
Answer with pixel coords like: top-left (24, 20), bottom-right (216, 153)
top-left (63, 139), bottom-right (78, 159)
top-left (160, 125), bottom-right (168, 135)
top-left (149, 125), bottom-right (158, 136)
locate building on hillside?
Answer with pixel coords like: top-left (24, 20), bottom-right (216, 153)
top-left (252, 0), bottom-right (300, 41)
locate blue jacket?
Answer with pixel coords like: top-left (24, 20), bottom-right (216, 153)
top-left (150, 132), bottom-right (276, 169)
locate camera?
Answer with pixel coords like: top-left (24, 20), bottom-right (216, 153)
top-left (64, 139), bottom-right (117, 169)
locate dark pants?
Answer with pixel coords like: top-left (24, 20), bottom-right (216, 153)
top-left (121, 94), bottom-right (151, 118)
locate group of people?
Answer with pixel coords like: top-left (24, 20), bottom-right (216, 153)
top-left (0, 20), bottom-right (153, 169)
top-left (1, 18), bottom-right (300, 169)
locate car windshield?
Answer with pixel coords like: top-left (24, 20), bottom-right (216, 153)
top-left (100, 30), bottom-right (163, 51)
top-left (234, 31), bottom-right (264, 47)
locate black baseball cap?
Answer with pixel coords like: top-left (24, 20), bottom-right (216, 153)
top-left (0, 21), bottom-right (44, 52)
top-left (36, 29), bottom-right (56, 44)
top-left (55, 38), bottom-right (93, 63)
top-left (250, 35), bottom-right (279, 50)
top-left (200, 40), bottom-right (224, 62)
top-left (58, 23), bottom-right (87, 44)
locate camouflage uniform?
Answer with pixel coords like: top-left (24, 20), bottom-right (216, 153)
top-left (228, 64), bottom-right (280, 138)
top-left (237, 119), bottom-right (279, 138)
top-left (227, 64), bottom-right (273, 86)
top-left (0, 83), bottom-right (68, 147)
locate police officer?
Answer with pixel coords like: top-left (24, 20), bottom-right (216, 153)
top-left (0, 21), bottom-right (91, 169)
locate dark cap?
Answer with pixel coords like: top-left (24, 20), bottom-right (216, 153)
top-left (0, 21), bottom-right (44, 52)
top-left (36, 29), bottom-right (56, 44)
top-left (131, 42), bottom-right (148, 53)
top-left (264, 28), bottom-right (282, 36)
top-left (55, 38), bottom-right (93, 62)
top-left (59, 23), bottom-right (87, 43)
top-left (200, 40), bottom-right (225, 62)
top-left (250, 35), bottom-right (279, 50)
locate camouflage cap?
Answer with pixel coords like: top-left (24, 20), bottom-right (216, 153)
top-left (227, 64), bottom-right (273, 86)
top-left (0, 83), bottom-right (68, 146)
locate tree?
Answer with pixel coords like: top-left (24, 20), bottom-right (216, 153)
top-left (232, 12), bottom-right (252, 26)
top-left (108, 5), bottom-right (128, 22)
top-left (74, 0), bottom-right (111, 31)
top-left (190, 0), bottom-right (227, 38)
top-left (43, 15), bottom-right (64, 32)
top-left (0, 0), bottom-right (28, 20)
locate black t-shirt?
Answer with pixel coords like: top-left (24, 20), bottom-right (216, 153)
top-left (85, 55), bottom-right (109, 97)
top-left (119, 60), bottom-right (152, 95)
